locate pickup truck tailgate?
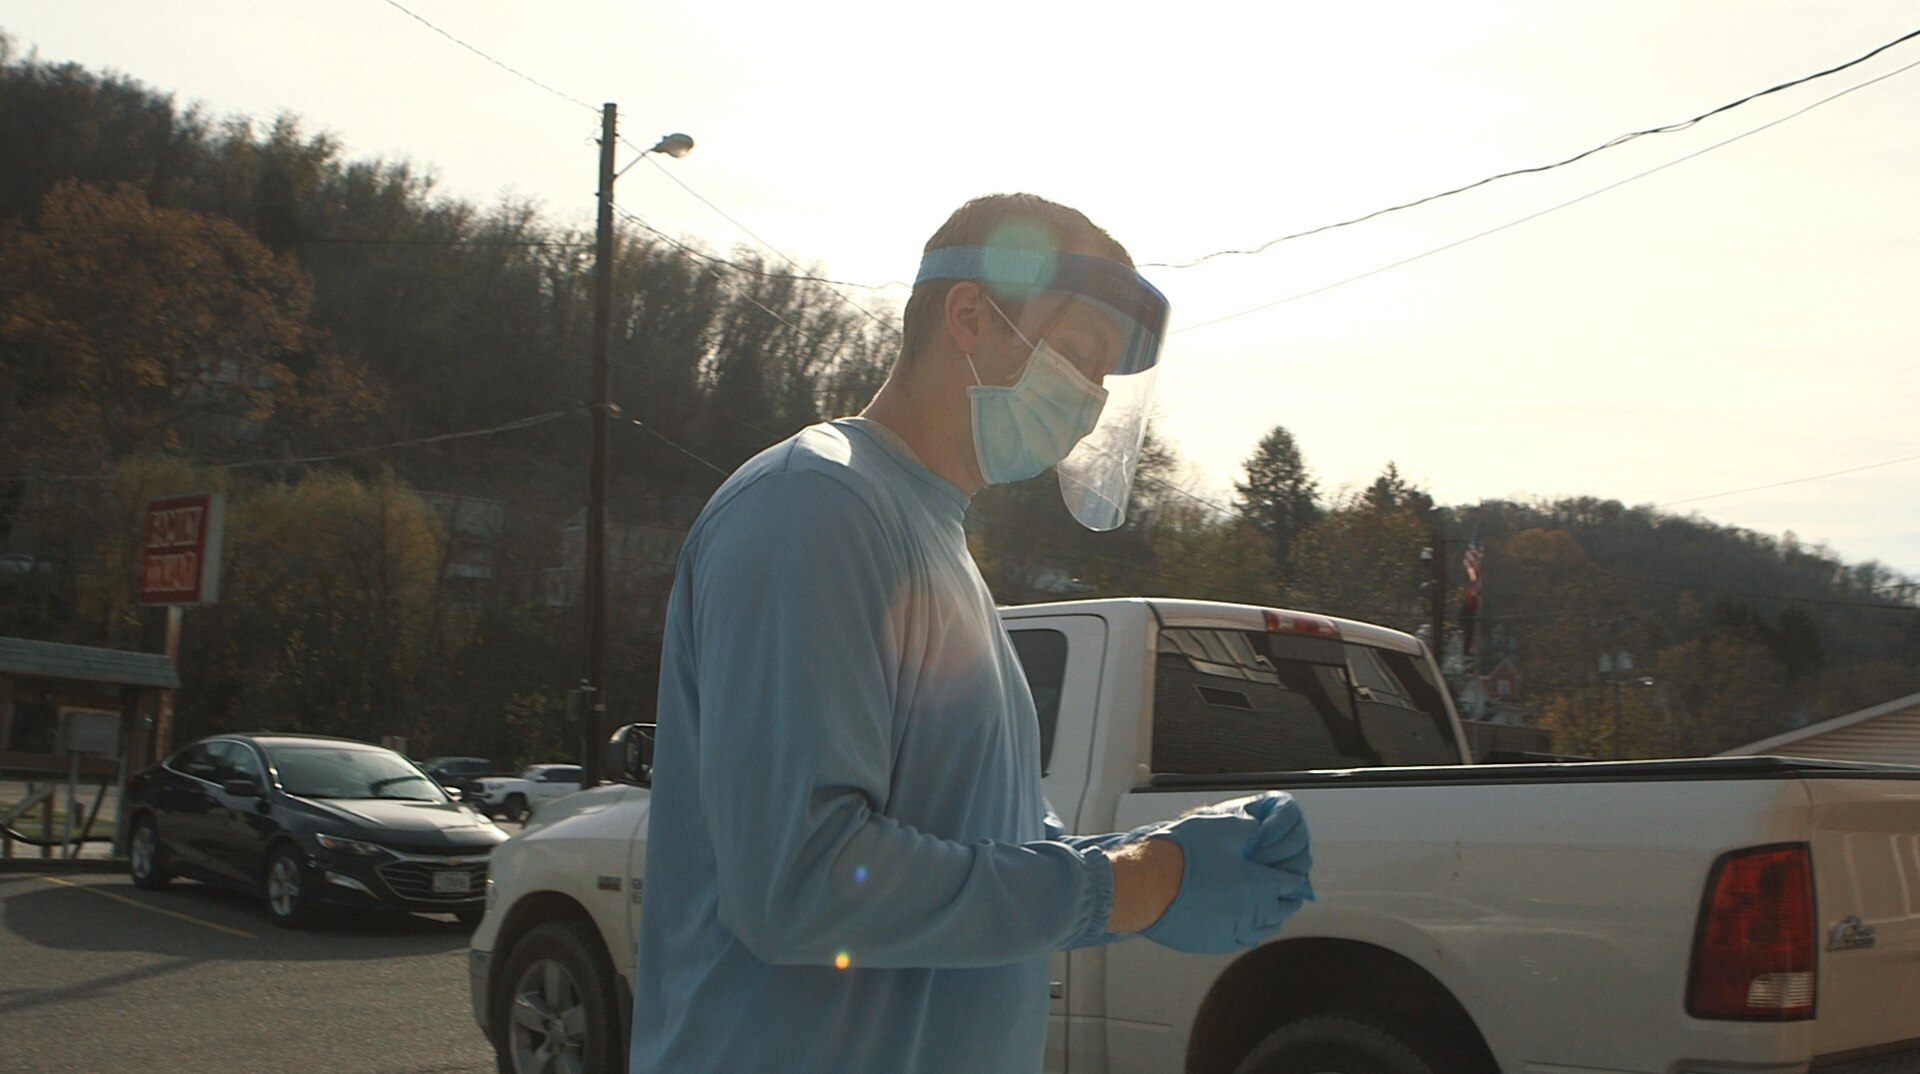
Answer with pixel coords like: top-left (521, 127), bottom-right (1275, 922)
top-left (1805, 775), bottom-right (1920, 1060)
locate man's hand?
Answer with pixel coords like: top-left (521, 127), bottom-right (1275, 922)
top-left (1133, 791), bottom-right (1313, 954)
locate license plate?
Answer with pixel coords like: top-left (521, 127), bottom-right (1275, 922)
top-left (432, 870), bottom-right (472, 895)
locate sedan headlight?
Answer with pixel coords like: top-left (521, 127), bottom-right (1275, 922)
top-left (315, 832), bottom-right (389, 857)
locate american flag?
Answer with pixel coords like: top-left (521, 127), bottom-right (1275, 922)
top-left (1460, 537), bottom-right (1484, 653)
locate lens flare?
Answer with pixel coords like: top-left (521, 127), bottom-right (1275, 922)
top-left (853, 866), bottom-right (868, 885)
top-left (834, 951), bottom-right (852, 971)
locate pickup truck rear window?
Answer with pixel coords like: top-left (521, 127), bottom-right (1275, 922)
top-left (1152, 628), bottom-right (1458, 774)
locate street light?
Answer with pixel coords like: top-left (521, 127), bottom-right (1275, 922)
top-left (650, 133), bottom-right (694, 158)
top-left (581, 110), bottom-right (693, 788)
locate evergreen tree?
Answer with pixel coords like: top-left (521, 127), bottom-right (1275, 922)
top-left (1362, 462), bottom-right (1434, 518)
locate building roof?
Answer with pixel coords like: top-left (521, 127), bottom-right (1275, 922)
top-left (1720, 690), bottom-right (1920, 763)
top-left (0, 636), bottom-right (181, 690)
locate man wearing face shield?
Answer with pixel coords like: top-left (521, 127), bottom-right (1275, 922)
top-left (632, 194), bottom-right (1313, 1074)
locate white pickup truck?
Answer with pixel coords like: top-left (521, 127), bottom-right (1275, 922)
top-left (465, 764), bottom-right (583, 823)
top-left (469, 598), bottom-right (1920, 1074)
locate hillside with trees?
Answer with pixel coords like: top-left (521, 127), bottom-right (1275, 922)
top-left (2, 38), bottom-right (1914, 765)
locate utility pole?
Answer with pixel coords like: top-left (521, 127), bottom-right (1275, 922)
top-left (1428, 527), bottom-right (1447, 657)
top-left (580, 102), bottom-right (618, 789)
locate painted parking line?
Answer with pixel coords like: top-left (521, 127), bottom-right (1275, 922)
top-left (39, 875), bottom-right (258, 940)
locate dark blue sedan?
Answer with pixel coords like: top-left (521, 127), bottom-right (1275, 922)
top-left (123, 732), bottom-right (509, 928)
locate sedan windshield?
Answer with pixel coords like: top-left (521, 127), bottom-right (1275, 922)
top-left (270, 745), bottom-right (445, 801)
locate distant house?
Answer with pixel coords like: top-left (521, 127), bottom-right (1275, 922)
top-left (1452, 658), bottom-right (1524, 723)
top-left (417, 492), bottom-right (507, 584)
top-left (545, 512), bottom-right (687, 628)
top-left (1719, 690), bottom-right (1920, 767)
top-left (1482, 658), bottom-right (1521, 703)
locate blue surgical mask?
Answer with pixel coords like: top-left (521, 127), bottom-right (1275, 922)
top-left (967, 296), bottom-right (1109, 485)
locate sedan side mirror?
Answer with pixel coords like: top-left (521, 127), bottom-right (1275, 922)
top-left (440, 784), bottom-right (466, 801)
top-left (223, 779), bottom-right (262, 798)
top-left (605, 723), bottom-right (655, 785)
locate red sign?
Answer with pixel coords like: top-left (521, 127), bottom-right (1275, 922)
top-left (140, 493), bottom-right (226, 606)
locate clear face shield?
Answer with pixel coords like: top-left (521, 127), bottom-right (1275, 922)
top-left (916, 245), bottom-right (1169, 531)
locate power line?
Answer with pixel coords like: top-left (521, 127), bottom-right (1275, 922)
top-left (1586, 565), bottom-right (1919, 612)
top-left (1172, 53), bottom-right (1920, 335)
top-left (617, 214), bottom-right (908, 291)
top-left (1657, 451), bottom-right (1920, 508)
top-left (1143, 27), bottom-right (1920, 270)
top-left (382, 0), bottom-right (913, 340)
top-left (611, 205), bottom-right (842, 356)
top-left (2, 408), bottom-right (578, 483)
top-left (1138, 473), bottom-right (1238, 519)
top-left (613, 410), bottom-right (732, 478)
top-left (633, 155), bottom-right (904, 338)
top-left (294, 235), bottom-right (591, 249)
top-left (381, 0), bottom-right (599, 115)
top-left (24, 223), bottom-right (594, 249)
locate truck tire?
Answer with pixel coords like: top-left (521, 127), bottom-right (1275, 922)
top-left (1232, 1014), bottom-right (1477, 1074)
top-left (502, 794), bottom-right (530, 824)
top-left (492, 919), bottom-right (624, 1074)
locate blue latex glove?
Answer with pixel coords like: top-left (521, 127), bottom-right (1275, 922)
top-left (1140, 791), bottom-right (1314, 954)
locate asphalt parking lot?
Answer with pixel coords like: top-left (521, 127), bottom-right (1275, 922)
top-left (0, 867), bottom-right (499, 1074)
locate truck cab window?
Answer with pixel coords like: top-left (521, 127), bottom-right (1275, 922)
top-left (1151, 629), bottom-right (1462, 774)
top-left (1007, 628), bottom-right (1067, 775)
top-left (1153, 628), bottom-right (1373, 774)
top-left (1345, 644), bottom-right (1458, 765)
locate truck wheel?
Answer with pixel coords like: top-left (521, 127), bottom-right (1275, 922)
top-left (1232, 1015), bottom-right (1476, 1074)
top-left (492, 919), bottom-right (623, 1074)
top-left (502, 795), bottom-right (530, 824)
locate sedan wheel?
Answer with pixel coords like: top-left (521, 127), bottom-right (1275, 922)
top-left (129, 817), bottom-right (170, 890)
top-left (494, 920), bottom-right (621, 1074)
top-left (265, 846), bottom-right (314, 928)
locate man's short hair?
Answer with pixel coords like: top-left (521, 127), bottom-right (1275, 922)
top-left (898, 194), bottom-right (1133, 366)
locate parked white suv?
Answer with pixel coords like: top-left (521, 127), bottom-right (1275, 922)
top-left (467, 764), bottom-right (583, 823)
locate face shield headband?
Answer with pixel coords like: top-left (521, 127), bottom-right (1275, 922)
top-left (914, 245), bottom-right (1168, 377)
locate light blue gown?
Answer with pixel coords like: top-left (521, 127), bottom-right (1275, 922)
top-left (630, 418), bottom-right (1117, 1074)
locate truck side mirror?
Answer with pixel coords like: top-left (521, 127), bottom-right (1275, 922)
top-left (605, 723), bottom-right (655, 785)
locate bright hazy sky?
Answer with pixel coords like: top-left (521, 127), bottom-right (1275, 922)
top-left (4, 1), bottom-right (1916, 578)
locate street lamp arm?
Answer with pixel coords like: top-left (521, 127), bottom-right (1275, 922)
top-left (613, 133), bottom-right (696, 181)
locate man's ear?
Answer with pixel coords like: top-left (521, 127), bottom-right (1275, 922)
top-left (943, 280), bottom-right (987, 356)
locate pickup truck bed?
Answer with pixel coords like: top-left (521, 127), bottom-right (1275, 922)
top-left (1112, 756), bottom-right (1920, 1074)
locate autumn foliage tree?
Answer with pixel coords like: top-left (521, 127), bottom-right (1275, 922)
top-left (1285, 491), bottom-right (1431, 632)
top-left (0, 181), bottom-right (378, 472)
top-left (199, 470), bottom-right (445, 744)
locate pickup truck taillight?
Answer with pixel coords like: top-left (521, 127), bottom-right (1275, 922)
top-left (1686, 843), bottom-right (1815, 1021)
